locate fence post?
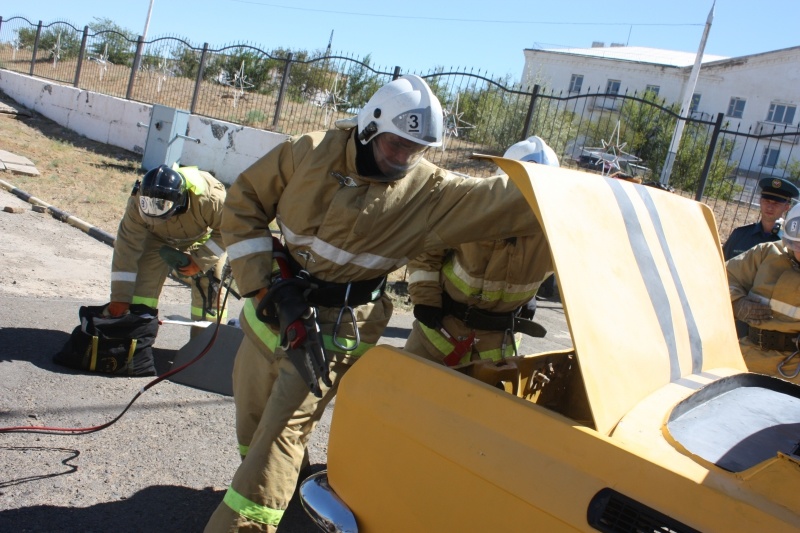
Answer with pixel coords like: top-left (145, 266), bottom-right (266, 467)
top-left (73, 26), bottom-right (89, 87)
top-left (521, 84), bottom-right (541, 140)
top-left (30, 21), bottom-right (43, 76)
top-left (272, 52), bottom-right (293, 129)
top-left (126, 36), bottom-right (145, 100)
top-left (694, 112), bottom-right (725, 202)
top-left (190, 43), bottom-right (209, 114)
top-left (392, 66), bottom-right (401, 80)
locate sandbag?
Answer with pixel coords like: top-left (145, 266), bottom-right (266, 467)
top-left (53, 304), bottom-right (160, 376)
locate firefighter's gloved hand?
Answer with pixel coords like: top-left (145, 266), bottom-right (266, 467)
top-left (414, 304), bottom-right (443, 330)
top-left (106, 301), bottom-right (130, 317)
top-left (177, 256), bottom-right (202, 277)
top-left (733, 297), bottom-right (773, 323)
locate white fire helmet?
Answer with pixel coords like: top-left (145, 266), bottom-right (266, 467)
top-left (503, 136), bottom-right (560, 167)
top-left (781, 202), bottom-right (800, 252)
top-left (357, 74), bottom-right (443, 148)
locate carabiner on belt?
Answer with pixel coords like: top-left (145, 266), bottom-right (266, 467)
top-left (500, 328), bottom-right (518, 359)
top-left (778, 336), bottom-right (800, 379)
top-left (332, 282), bottom-right (360, 352)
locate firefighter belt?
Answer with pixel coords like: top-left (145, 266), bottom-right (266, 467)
top-left (442, 294), bottom-right (546, 338)
top-left (748, 326), bottom-right (799, 352)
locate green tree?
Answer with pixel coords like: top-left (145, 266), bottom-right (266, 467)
top-left (217, 48), bottom-right (272, 93)
top-left (344, 54), bottom-right (383, 110)
top-left (15, 27), bottom-right (37, 49)
top-left (88, 17), bottom-right (136, 66)
top-left (15, 26), bottom-right (81, 61)
top-left (171, 45), bottom-right (201, 79)
top-left (670, 122), bottom-right (738, 199)
top-left (782, 158), bottom-right (800, 182)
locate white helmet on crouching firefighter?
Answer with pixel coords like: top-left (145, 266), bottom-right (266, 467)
top-left (137, 165), bottom-right (187, 223)
top-left (357, 74), bottom-right (443, 181)
top-left (503, 135), bottom-right (560, 167)
top-left (780, 202), bottom-right (800, 255)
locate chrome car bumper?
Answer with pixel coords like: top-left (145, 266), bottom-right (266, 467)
top-left (299, 470), bottom-right (358, 533)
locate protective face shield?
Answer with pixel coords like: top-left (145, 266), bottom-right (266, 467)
top-left (138, 165), bottom-right (187, 222)
top-left (503, 136), bottom-right (560, 167)
top-left (371, 133), bottom-right (430, 181)
top-left (780, 203), bottom-right (800, 252)
top-left (357, 75), bottom-right (443, 181)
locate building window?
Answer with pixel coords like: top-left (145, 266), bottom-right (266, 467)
top-left (569, 74), bottom-right (584, 93)
top-left (727, 97), bottom-right (746, 119)
top-left (606, 79), bottom-right (621, 95)
top-left (767, 103), bottom-right (797, 124)
top-left (761, 147), bottom-right (781, 168)
top-left (690, 93), bottom-right (701, 113)
top-left (645, 85), bottom-right (660, 96)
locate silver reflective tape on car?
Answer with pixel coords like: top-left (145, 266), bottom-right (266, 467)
top-left (111, 271), bottom-right (137, 283)
top-left (227, 237), bottom-right (273, 260)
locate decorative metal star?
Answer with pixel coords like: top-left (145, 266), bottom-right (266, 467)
top-left (442, 93), bottom-right (475, 151)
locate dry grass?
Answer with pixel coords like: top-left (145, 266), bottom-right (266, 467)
top-left (0, 93), bottom-right (141, 233)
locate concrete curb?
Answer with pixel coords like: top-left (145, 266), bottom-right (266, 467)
top-left (0, 177), bottom-right (116, 246)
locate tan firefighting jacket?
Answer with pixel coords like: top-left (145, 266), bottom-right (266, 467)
top-left (110, 167), bottom-right (227, 303)
top-left (222, 127), bottom-right (543, 363)
top-left (407, 233), bottom-right (553, 362)
top-left (726, 241), bottom-right (800, 334)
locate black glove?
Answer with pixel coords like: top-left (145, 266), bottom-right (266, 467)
top-left (414, 304), bottom-right (443, 330)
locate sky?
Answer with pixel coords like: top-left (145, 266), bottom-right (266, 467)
top-left (6, 0), bottom-right (800, 80)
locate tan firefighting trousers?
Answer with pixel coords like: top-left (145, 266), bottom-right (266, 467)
top-left (739, 337), bottom-right (800, 384)
top-left (204, 334), bottom-right (350, 533)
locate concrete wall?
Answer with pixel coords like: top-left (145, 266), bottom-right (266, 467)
top-left (0, 69), bottom-right (289, 185)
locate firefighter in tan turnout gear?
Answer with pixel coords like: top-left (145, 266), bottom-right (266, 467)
top-left (726, 201), bottom-right (800, 383)
top-left (205, 75), bottom-right (545, 532)
top-left (404, 136), bottom-right (557, 365)
top-left (108, 164), bottom-right (228, 334)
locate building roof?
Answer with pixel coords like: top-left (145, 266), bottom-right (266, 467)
top-left (528, 46), bottom-right (729, 67)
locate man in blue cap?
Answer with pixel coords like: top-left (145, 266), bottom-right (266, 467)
top-left (723, 177), bottom-right (799, 261)
top-left (723, 177), bottom-right (799, 339)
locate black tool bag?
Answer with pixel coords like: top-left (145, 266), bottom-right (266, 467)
top-left (53, 304), bottom-right (160, 376)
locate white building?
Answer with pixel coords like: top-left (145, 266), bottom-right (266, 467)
top-left (521, 44), bottom-right (800, 189)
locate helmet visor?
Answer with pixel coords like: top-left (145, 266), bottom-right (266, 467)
top-left (373, 133), bottom-right (427, 181)
top-left (139, 195), bottom-right (175, 219)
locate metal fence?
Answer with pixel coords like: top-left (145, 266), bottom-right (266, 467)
top-left (2, 15), bottom-right (800, 241)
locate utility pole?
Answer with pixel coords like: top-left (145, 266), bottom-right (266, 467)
top-left (142, 0), bottom-right (156, 40)
top-left (660, 1), bottom-right (715, 186)
top-left (325, 30), bottom-right (334, 56)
